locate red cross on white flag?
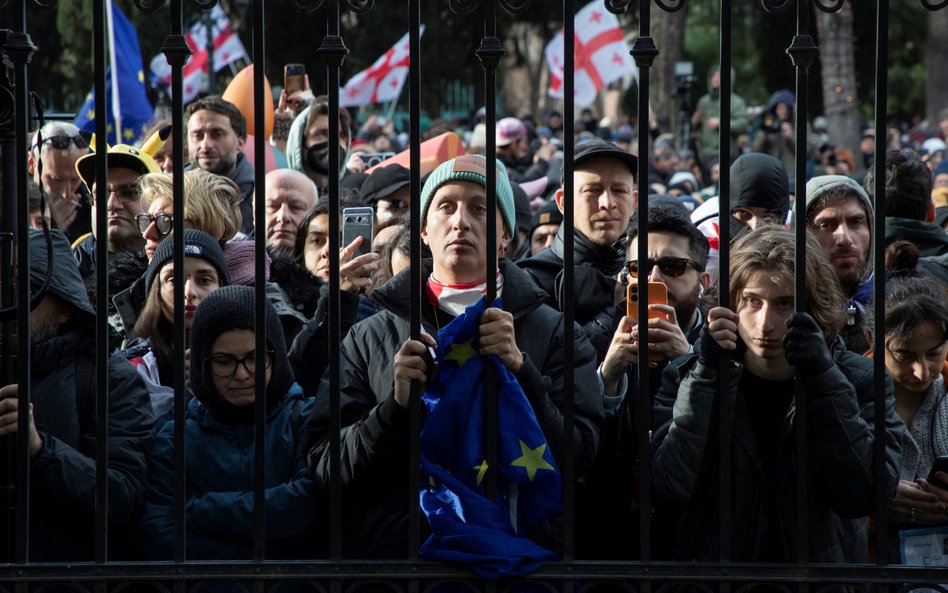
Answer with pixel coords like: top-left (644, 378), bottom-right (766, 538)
top-left (545, 0), bottom-right (637, 108)
top-left (341, 27), bottom-right (425, 108)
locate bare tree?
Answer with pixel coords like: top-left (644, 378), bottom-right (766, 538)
top-left (925, 8), bottom-right (948, 130)
top-left (650, 5), bottom-right (689, 134)
top-left (815, 1), bottom-right (861, 167)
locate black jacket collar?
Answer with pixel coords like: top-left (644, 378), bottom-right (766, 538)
top-left (551, 225), bottom-right (626, 276)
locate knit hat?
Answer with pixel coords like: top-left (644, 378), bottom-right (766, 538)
top-left (189, 285), bottom-right (294, 424)
top-left (496, 117), bottom-right (526, 147)
top-left (145, 229), bottom-right (232, 295)
top-left (223, 240), bottom-right (271, 286)
top-left (529, 200), bottom-right (563, 237)
top-left (419, 154), bottom-right (516, 233)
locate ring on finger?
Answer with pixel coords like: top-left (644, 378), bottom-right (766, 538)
top-left (911, 507), bottom-right (917, 522)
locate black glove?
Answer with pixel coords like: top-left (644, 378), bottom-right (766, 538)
top-left (697, 323), bottom-right (728, 368)
top-left (782, 312), bottom-right (834, 376)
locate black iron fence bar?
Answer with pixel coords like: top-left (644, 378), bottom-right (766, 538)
top-left (475, 0), bottom-right (501, 505)
top-left (872, 0), bottom-right (890, 567)
top-left (717, 0), bottom-right (733, 568)
top-left (408, 0), bottom-right (423, 572)
top-left (7, 560), bottom-right (948, 584)
top-left (93, 0), bottom-right (111, 567)
top-left (314, 0), bottom-right (347, 565)
top-left (4, 0), bottom-right (36, 567)
top-left (561, 0), bottom-right (577, 564)
top-left (252, 0), bottom-right (268, 567)
top-left (785, 0), bottom-right (818, 568)
top-left (628, 0), bottom-right (658, 565)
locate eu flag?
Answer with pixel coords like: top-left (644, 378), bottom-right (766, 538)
top-left (420, 297), bottom-right (562, 579)
top-left (74, 1), bottom-right (154, 146)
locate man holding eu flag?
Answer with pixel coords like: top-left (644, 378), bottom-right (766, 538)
top-left (305, 155), bottom-right (603, 575)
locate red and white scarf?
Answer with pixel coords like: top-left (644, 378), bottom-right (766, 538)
top-left (426, 272), bottom-right (504, 318)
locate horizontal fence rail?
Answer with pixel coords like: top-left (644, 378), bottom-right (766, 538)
top-left (1, 0), bottom-right (946, 591)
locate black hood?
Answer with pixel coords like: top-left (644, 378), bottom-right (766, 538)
top-left (729, 153), bottom-right (790, 222)
top-left (29, 229), bottom-right (96, 327)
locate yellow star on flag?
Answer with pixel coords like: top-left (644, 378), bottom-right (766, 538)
top-left (106, 123), bottom-right (113, 134)
top-left (445, 339), bottom-right (476, 367)
top-left (472, 459), bottom-right (489, 486)
top-left (123, 128), bottom-right (135, 140)
top-left (86, 109), bottom-right (95, 120)
top-left (138, 70), bottom-right (145, 83)
top-left (510, 439), bottom-right (554, 482)
top-left (429, 476), bottom-right (437, 487)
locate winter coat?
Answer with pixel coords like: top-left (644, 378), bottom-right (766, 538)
top-left (651, 344), bottom-right (905, 566)
top-left (693, 65), bottom-right (748, 165)
top-left (304, 259), bottom-right (604, 559)
top-left (517, 225), bottom-right (626, 361)
top-left (884, 217), bottom-right (948, 258)
top-left (140, 385), bottom-right (318, 560)
top-left (28, 330), bottom-right (155, 561)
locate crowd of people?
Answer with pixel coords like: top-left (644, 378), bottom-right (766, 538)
top-left (7, 76), bottom-right (948, 581)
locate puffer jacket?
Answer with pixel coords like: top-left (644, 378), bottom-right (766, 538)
top-left (139, 385), bottom-right (318, 560)
top-left (304, 259), bottom-right (604, 559)
top-left (651, 343), bottom-right (905, 567)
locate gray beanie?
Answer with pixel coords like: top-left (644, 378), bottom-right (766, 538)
top-left (419, 155), bottom-right (516, 233)
top-left (804, 174), bottom-right (874, 278)
top-left (189, 285), bottom-right (294, 424)
top-left (145, 229), bottom-right (231, 295)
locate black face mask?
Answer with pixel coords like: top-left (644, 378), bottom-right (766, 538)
top-left (305, 142), bottom-right (346, 176)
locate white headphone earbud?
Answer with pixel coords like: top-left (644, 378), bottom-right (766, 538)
top-left (698, 285), bottom-right (705, 298)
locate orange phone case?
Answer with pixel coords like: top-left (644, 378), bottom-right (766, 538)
top-left (627, 280), bottom-right (669, 362)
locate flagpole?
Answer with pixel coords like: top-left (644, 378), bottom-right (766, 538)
top-left (384, 97), bottom-right (398, 122)
top-left (106, 0), bottom-right (122, 144)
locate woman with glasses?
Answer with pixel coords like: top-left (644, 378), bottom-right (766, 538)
top-left (124, 229), bottom-right (230, 424)
top-left (141, 285), bottom-right (318, 562)
top-left (866, 241), bottom-right (948, 542)
top-left (113, 170), bottom-right (243, 344)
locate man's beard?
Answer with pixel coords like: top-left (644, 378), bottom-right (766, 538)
top-left (30, 311), bottom-right (61, 345)
top-left (672, 282), bottom-right (701, 333)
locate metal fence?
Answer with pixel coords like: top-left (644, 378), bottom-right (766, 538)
top-left (1, 0), bottom-right (948, 591)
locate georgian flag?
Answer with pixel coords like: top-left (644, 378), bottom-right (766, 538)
top-left (545, 0), bottom-right (637, 108)
top-left (149, 5), bottom-right (249, 103)
top-left (341, 27), bottom-right (425, 107)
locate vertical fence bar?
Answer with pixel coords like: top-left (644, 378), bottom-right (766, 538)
top-left (157, 0), bottom-right (191, 582)
top-left (629, 0), bottom-right (658, 566)
top-left (786, 0), bottom-right (817, 571)
top-left (475, 1), bottom-right (503, 513)
top-left (92, 0), bottom-right (111, 575)
top-left (717, 0), bottom-right (733, 573)
top-left (6, 0), bottom-right (36, 569)
top-left (871, 0), bottom-right (889, 572)
top-left (316, 0), bottom-right (348, 574)
top-left (251, 0), bottom-right (268, 576)
top-left (561, 0), bottom-right (577, 568)
top-left (408, 0), bottom-right (423, 583)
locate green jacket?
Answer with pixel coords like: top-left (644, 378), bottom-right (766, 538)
top-left (884, 216), bottom-right (948, 257)
top-left (693, 66), bottom-right (748, 164)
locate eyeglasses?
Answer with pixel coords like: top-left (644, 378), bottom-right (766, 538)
top-left (90, 184), bottom-right (140, 205)
top-left (38, 135), bottom-right (89, 150)
top-left (623, 256), bottom-right (698, 281)
top-left (206, 351), bottom-right (273, 378)
top-left (135, 213), bottom-right (173, 236)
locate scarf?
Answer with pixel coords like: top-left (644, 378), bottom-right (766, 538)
top-left (427, 273), bottom-right (504, 318)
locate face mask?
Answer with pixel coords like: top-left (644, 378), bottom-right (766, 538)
top-left (305, 142), bottom-right (346, 176)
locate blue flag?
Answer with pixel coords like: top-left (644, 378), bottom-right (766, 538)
top-left (419, 297), bottom-right (562, 579)
top-left (74, 1), bottom-right (154, 146)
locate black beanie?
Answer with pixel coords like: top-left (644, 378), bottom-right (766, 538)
top-left (189, 285), bottom-right (295, 424)
top-left (145, 229), bottom-right (232, 295)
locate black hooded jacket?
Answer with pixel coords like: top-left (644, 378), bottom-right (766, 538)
top-left (23, 230), bottom-right (154, 561)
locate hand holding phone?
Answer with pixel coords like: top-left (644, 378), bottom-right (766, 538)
top-left (284, 63), bottom-right (306, 95)
top-left (627, 280), bottom-right (669, 362)
top-left (927, 456), bottom-right (948, 490)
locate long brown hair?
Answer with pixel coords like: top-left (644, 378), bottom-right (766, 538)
top-left (728, 224), bottom-right (847, 345)
top-left (134, 277), bottom-right (174, 364)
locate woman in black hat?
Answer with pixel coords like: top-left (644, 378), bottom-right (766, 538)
top-left (140, 285), bottom-right (317, 561)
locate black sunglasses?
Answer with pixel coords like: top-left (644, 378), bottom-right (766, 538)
top-left (39, 134), bottom-right (89, 150)
top-left (135, 213), bottom-right (173, 236)
top-left (624, 256), bottom-right (698, 280)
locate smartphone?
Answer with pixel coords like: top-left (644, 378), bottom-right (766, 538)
top-left (927, 456), bottom-right (948, 489)
top-left (284, 63), bottom-right (306, 95)
top-left (627, 280), bottom-right (669, 362)
top-left (342, 207), bottom-right (374, 257)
